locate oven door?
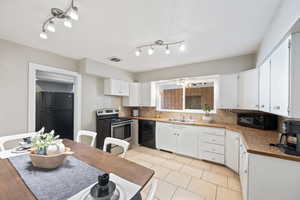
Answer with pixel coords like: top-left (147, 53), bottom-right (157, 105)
top-left (111, 121), bottom-right (132, 141)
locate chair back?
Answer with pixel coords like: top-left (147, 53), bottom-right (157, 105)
top-left (76, 130), bottom-right (97, 147)
top-left (0, 127), bottom-right (45, 151)
top-left (103, 137), bottom-right (129, 158)
top-left (146, 179), bottom-right (158, 200)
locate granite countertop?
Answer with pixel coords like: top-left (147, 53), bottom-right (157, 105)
top-left (129, 116), bottom-right (300, 163)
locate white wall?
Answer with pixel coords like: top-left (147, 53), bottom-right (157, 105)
top-left (0, 39), bottom-right (78, 137)
top-left (81, 75), bottom-right (122, 131)
top-left (0, 39), bottom-right (132, 137)
top-left (257, 0), bottom-right (300, 65)
top-left (135, 54), bottom-right (255, 81)
top-left (79, 58), bottom-right (134, 81)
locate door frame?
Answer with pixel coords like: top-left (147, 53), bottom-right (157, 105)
top-left (28, 62), bottom-right (81, 139)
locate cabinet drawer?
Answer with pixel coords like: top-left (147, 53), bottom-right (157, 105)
top-left (202, 127), bottom-right (225, 136)
top-left (199, 142), bottom-right (224, 155)
top-left (199, 151), bottom-right (225, 164)
top-left (199, 134), bottom-right (225, 145)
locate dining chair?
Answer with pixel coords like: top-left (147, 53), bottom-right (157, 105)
top-left (103, 137), bottom-right (130, 158)
top-left (76, 130), bottom-right (97, 147)
top-left (146, 178), bottom-right (158, 200)
top-left (0, 127), bottom-right (45, 151)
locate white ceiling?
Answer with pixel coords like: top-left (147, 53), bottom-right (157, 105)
top-left (0, 0), bottom-right (282, 72)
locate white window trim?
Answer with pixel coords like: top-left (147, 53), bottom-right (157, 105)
top-left (156, 76), bottom-right (219, 114)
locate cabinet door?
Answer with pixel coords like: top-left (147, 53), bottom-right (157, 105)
top-left (156, 123), bottom-right (177, 152)
top-left (259, 59), bottom-right (271, 112)
top-left (119, 80), bottom-right (129, 96)
top-left (140, 82), bottom-right (156, 107)
top-left (238, 69), bottom-right (259, 110)
top-left (225, 130), bottom-right (240, 173)
top-left (176, 125), bottom-right (198, 158)
top-left (123, 83), bottom-right (140, 106)
top-left (219, 74), bottom-right (238, 109)
top-left (239, 140), bottom-right (248, 200)
top-left (270, 38), bottom-right (290, 116)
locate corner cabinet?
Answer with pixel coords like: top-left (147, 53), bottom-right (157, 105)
top-left (104, 79), bottom-right (129, 96)
top-left (237, 68), bottom-right (259, 110)
top-left (218, 73), bottom-right (238, 109)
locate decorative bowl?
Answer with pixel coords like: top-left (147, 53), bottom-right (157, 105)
top-left (29, 147), bottom-right (74, 169)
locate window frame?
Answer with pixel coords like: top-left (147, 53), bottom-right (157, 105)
top-left (156, 76), bottom-right (218, 114)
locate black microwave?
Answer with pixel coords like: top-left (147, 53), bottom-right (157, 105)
top-left (237, 113), bottom-right (278, 130)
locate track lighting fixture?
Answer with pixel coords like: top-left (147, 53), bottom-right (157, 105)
top-left (39, 0), bottom-right (79, 39)
top-left (46, 21), bottom-right (56, 32)
top-left (135, 49), bottom-right (141, 56)
top-left (179, 43), bottom-right (186, 52)
top-left (135, 40), bottom-right (185, 56)
top-left (64, 17), bottom-right (72, 28)
top-left (165, 45), bottom-right (171, 55)
top-left (40, 31), bottom-right (48, 40)
top-left (148, 47), bottom-right (154, 55)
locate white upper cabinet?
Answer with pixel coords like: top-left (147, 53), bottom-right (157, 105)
top-left (140, 82), bottom-right (156, 107)
top-left (218, 73), bottom-right (238, 109)
top-left (270, 37), bottom-right (290, 116)
top-left (238, 68), bottom-right (259, 110)
top-left (225, 130), bottom-right (240, 173)
top-left (123, 82), bottom-right (140, 107)
top-left (104, 79), bottom-right (129, 96)
top-left (259, 59), bottom-right (271, 112)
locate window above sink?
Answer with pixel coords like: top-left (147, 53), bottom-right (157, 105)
top-left (156, 76), bottom-right (218, 114)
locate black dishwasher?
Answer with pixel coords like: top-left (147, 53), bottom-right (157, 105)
top-left (139, 120), bottom-right (156, 149)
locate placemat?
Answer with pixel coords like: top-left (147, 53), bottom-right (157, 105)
top-left (9, 155), bottom-right (141, 200)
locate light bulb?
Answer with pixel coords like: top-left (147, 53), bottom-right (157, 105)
top-left (69, 7), bottom-right (79, 21)
top-left (64, 17), bottom-right (72, 28)
top-left (135, 49), bottom-right (141, 56)
top-left (46, 21), bottom-right (55, 32)
top-left (165, 45), bottom-right (171, 55)
top-left (148, 47), bottom-right (154, 55)
top-left (179, 43), bottom-right (186, 52)
top-left (40, 31), bottom-right (48, 39)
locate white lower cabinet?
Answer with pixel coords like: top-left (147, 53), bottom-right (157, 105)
top-left (239, 139), bottom-right (248, 200)
top-left (156, 122), bottom-right (177, 152)
top-left (225, 130), bottom-right (240, 173)
top-left (156, 122), bottom-right (198, 157)
top-left (198, 128), bottom-right (225, 164)
top-left (177, 125), bottom-right (198, 157)
top-left (156, 122), bottom-right (225, 164)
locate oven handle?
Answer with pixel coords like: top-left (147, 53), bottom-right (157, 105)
top-left (111, 121), bottom-right (133, 128)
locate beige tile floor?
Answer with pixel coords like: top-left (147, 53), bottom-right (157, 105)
top-left (125, 146), bottom-right (242, 200)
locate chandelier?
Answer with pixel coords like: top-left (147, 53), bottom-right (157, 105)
top-left (40, 0), bottom-right (79, 39)
top-left (135, 40), bottom-right (186, 56)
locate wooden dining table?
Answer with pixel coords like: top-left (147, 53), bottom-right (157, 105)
top-left (0, 139), bottom-right (154, 200)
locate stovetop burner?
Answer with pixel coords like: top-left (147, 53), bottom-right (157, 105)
top-left (111, 117), bottom-right (132, 125)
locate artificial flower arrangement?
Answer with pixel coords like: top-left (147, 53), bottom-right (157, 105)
top-left (30, 130), bottom-right (73, 169)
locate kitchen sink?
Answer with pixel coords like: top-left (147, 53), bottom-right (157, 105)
top-left (168, 118), bottom-right (197, 124)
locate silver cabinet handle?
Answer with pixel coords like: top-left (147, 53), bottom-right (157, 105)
top-left (261, 105), bottom-right (265, 108)
top-left (273, 106), bottom-right (280, 110)
top-left (244, 169), bottom-right (248, 174)
top-left (255, 105), bottom-right (259, 108)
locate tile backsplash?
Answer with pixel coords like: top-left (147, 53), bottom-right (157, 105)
top-left (122, 107), bottom-right (237, 124)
